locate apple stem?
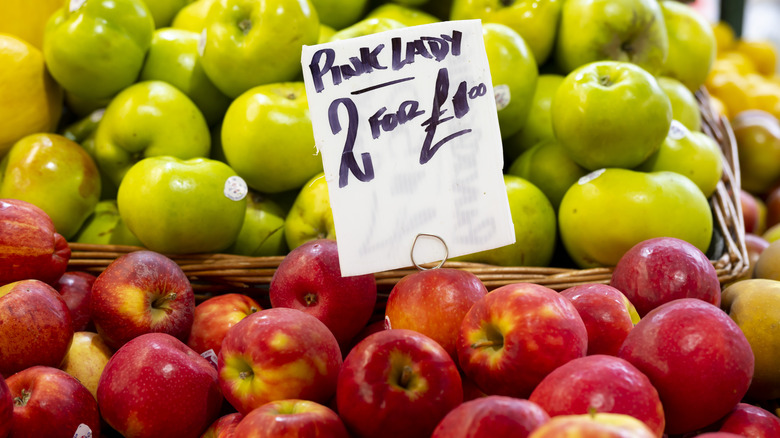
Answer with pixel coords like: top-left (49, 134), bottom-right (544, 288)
top-left (303, 293), bottom-right (318, 307)
top-left (599, 75), bottom-right (613, 87)
top-left (470, 339), bottom-right (503, 349)
top-left (13, 388), bottom-right (31, 407)
top-left (238, 19), bottom-right (252, 35)
top-left (153, 293), bottom-right (177, 308)
top-left (399, 365), bottom-right (413, 389)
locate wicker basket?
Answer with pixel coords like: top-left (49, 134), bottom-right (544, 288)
top-left (66, 89), bottom-right (750, 305)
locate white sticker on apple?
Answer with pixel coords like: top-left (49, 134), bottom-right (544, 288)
top-left (494, 84), bottom-right (511, 111)
top-left (384, 315), bottom-right (392, 330)
top-left (224, 176), bottom-right (248, 201)
top-left (578, 168), bottom-right (606, 185)
top-left (198, 29), bottom-right (207, 57)
top-left (73, 423), bottom-right (92, 438)
top-left (90, 108), bottom-right (105, 123)
top-left (69, 0), bottom-right (86, 13)
top-left (668, 119), bottom-right (688, 141)
top-left (201, 349), bottom-right (218, 369)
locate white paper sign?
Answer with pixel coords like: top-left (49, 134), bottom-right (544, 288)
top-left (301, 20), bottom-right (515, 277)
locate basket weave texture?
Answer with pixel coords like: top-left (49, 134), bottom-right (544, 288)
top-left (66, 89), bottom-right (749, 302)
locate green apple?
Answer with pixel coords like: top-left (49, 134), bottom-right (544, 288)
top-left (73, 200), bottom-right (145, 247)
top-left (318, 24), bottom-right (337, 44)
top-left (507, 138), bottom-right (589, 211)
top-left (365, 3), bottom-right (440, 27)
top-left (199, 0), bottom-right (320, 98)
top-left (551, 60), bottom-right (672, 170)
top-left (64, 91), bottom-right (112, 119)
top-left (94, 80), bottom-right (211, 187)
top-left (483, 23), bottom-right (538, 140)
top-left (311, 0), bottom-right (369, 30)
top-left (284, 172), bottom-right (335, 250)
top-left (117, 156), bottom-right (247, 254)
top-left (636, 120), bottom-right (723, 198)
top-left (171, 0), bottom-right (217, 32)
top-left (451, 0), bottom-right (562, 65)
top-left (140, 28), bottom-right (232, 126)
top-left (659, 0), bottom-right (717, 92)
top-left (558, 168), bottom-right (713, 268)
top-left (141, 0), bottom-right (190, 28)
top-left (0, 133), bottom-right (101, 239)
top-left (730, 110), bottom-right (780, 195)
top-left (657, 76), bottom-right (702, 132)
top-left (503, 74), bottom-right (564, 163)
top-left (43, 0), bottom-right (155, 101)
top-left (226, 191), bottom-right (288, 257)
top-left (555, 0), bottom-right (668, 76)
top-left (453, 175), bottom-right (557, 267)
top-left (329, 17), bottom-right (406, 41)
top-left (221, 82), bottom-right (322, 194)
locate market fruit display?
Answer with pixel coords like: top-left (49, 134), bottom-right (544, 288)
top-left (1, 0), bottom-right (779, 436)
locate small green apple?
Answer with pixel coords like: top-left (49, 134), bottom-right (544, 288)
top-left (140, 28), bottom-right (232, 126)
top-left (73, 200), bottom-right (145, 247)
top-left (657, 76), bottom-right (702, 132)
top-left (64, 91), bottom-right (111, 119)
top-left (507, 138), bottom-right (589, 211)
top-left (728, 110), bottom-right (780, 195)
top-left (329, 17), bottom-right (406, 41)
top-left (551, 61), bottom-right (672, 170)
top-left (171, 0), bottom-right (217, 32)
top-left (635, 120), bottom-right (723, 198)
top-left (199, 0), bottom-right (320, 98)
top-left (453, 175), bottom-right (557, 267)
top-left (558, 168), bottom-right (713, 268)
top-left (659, 0), bottom-right (717, 92)
top-left (503, 73), bottom-right (564, 162)
top-left (451, 0), bottom-right (562, 65)
top-left (117, 156), bottom-right (247, 254)
top-left (94, 80), bottom-right (211, 188)
top-left (482, 23), bottom-right (538, 140)
top-left (0, 133), bottom-right (101, 239)
top-left (43, 0), bottom-right (155, 100)
top-left (140, 0), bottom-right (190, 28)
top-left (365, 3), bottom-right (440, 27)
top-left (221, 82), bottom-right (322, 194)
top-left (226, 191), bottom-right (288, 257)
top-left (311, 0), bottom-right (369, 30)
top-left (284, 172), bottom-right (335, 250)
top-left (555, 0), bottom-right (668, 76)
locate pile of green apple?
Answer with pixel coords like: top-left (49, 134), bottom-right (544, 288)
top-left (0, 0), bottom-right (733, 272)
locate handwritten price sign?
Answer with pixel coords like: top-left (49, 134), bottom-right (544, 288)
top-left (301, 20), bottom-right (514, 277)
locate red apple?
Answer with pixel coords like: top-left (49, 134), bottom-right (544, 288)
top-left (336, 329), bottom-right (463, 438)
top-left (741, 189), bottom-right (766, 234)
top-left (528, 355), bottom-right (665, 437)
top-left (0, 279), bottom-right (73, 377)
top-left (384, 268), bottom-right (488, 359)
top-left (97, 332), bottom-right (223, 438)
top-left (6, 366), bottom-right (100, 438)
top-left (202, 412), bottom-right (243, 438)
top-left (528, 413), bottom-right (657, 438)
top-left (218, 307), bottom-right (342, 415)
top-left (0, 375), bottom-right (11, 438)
top-left (718, 402), bottom-right (780, 437)
top-left (269, 239), bottom-right (377, 349)
top-left (55, 271), bottom-right (97, 332)
top-left (0, 198), bottom-right (70, 286)
top-left (233, 399), bottom-right (348, 437)
top-left (696, 434), bottom-right (743, 438)
top-left (559, 284), bottom-right (639, 356)
top-left (457, 282), bottom-right (588, 398)
top-left (610, 237), bottom-right (721, 317)
top-left (91, 250), bottom-right (195, 350)
top-left (431, 395), bottom-right (550, 438)
top-left (618, 299), bottom-right (754, 435)
top-left (186, 293), bottom-right (262, 355)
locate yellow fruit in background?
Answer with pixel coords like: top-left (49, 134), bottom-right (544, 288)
top-left (712, 21), bottom-right (736, 54)
top-left (708, 94), bottom-right (729, 120)
top-left (0, 33), bottom-right (63, 158)
top-left (750, 79), bottom-right (780, 120)
top-left (706, 70), bottom-right (753, 117)
top-left (736, 39), bottom-right (778, 77)
top-left (0, 0), bottom-right (63, 49)
top-left (716, 51), bottom-right (758, 76)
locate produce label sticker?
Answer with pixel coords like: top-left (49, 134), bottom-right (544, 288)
top-left (301, 20), bottom-right (514, 277)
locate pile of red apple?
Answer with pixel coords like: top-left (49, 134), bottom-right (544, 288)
top-left (2, 197), bottom-right (779, 438)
